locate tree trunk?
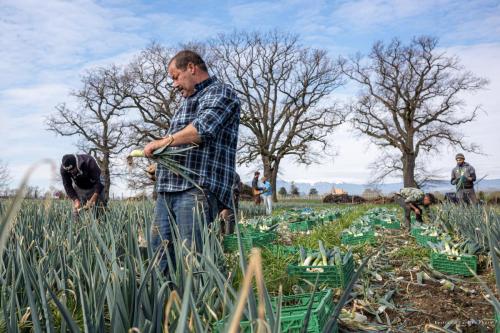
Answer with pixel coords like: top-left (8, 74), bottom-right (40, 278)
top-left (270, 160), bottom-right (280, 202)
top-left (402, 152), bottom-right (418, 188)
top-left (102, 154), bottom-right (111, 201)
top-left (262, 156), bottom-right (280, 203)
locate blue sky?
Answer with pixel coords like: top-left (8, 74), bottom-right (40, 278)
top-left (1, 0), bottom-right (499, 195)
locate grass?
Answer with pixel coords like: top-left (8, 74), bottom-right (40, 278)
top-left (392, 244), bottom-right (431, 266)
top-left (293, 204), bottom-right (371, 249)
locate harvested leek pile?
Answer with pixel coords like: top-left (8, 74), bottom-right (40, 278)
top-left (239, 215), bottom-right (279, 232)
top-left (428, 239), bottom-right (482, 257)
top-left (413, 223), bottom-right (451, 240)
top-left (298, 241), bottom-right (352, 270)
top-left (366, 207), bottom-right (399, 216)
top-left (342, 223), bottom-right (375, 237)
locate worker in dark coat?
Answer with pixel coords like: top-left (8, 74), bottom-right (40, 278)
top-left (60, 154), bottom-right (106, 217)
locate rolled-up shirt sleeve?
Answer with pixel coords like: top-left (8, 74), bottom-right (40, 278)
top-left (191, 93), bottom-right (239, 143)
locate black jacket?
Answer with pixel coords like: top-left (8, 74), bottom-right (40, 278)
top-left (60, 154), bottom-right (104, 200)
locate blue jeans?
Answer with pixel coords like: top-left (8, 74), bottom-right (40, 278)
top-left (152, 187), bottom-right (220, 273)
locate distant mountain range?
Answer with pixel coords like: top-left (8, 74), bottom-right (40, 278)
top-left (247, 179), bottom-right (500, 195)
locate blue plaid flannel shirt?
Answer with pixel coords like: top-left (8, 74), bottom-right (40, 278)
top-left (155, 77), bottom-right (240, 209)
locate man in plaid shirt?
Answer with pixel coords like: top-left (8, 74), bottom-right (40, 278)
top-left (143, 50), bottom-right (240, 273)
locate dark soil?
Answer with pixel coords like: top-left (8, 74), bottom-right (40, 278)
top-left (342, 228), bottom-right (497, 333)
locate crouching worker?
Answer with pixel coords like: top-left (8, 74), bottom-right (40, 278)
top-left (60, 154), bottom-right (106, 220)
top-left (394, 187), bottom-right (436, 230)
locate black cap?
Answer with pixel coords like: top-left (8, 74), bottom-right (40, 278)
top-left (254, 171), bottom-right (260, 175)
top-left (62, 154), bottom-right (76, 170)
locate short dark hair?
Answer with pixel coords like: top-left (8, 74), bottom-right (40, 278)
top-left (62, 154), bottom-right (76, 170)
top-left (169, 50), bottom-right (208, 72)
top-left (425, 193), bottom-right (437, 204)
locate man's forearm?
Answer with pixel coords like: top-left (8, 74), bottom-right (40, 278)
top-left (145, 124), bottom-right (201, 157)
top-left (169, 124), bottom-right (201, 146)
top-left (89, 192), bottom-right (99, 203)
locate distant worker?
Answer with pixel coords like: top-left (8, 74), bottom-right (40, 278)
top-left (60, 154), bottom-right (106, 217)
top-left (252, 171), bottom-right (262, 205)
top-left (260, 176), bottom-right (273, 215)
top-left (394, 187), bottom-right (436, 230)
top-left (451, 153), bottom-right (477, 204)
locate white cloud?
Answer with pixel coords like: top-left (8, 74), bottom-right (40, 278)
top-left (442, 1), bottom-right (500, 43)
top-left (331, 0), bottom-right (440, 29)
top-left (0, 0), bottom-right (148, 88)
top-left (145, 12), bottom-right (224, 42)
top-left (228, 2), bottom-right (287, 25)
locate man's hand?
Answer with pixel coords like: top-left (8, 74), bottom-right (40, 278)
top-left (73, 199), bottom-right (81, 211)
top-left (144, 136), bottom-right (174, 158)
top-left (144, 140), bottom-right (162, 158)
top-left (467, 176), bottom-right (473, 182)
top-left (146, 163), bottom-right (157, 181)
top-left (83, 193), bottom-right (99, 210)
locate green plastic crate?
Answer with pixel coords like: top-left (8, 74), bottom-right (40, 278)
top-left (288, 219), bottom-right (317, 232)
top-left (415, 232), bottom-right (439, 247)
top-left (410, 226), bottom-right (422, 237)
top-left (325, 212), bottom-right (340, 221)
top-left (214, 290), bottom-right (338, 333)
top-left (341, 230), bottom-right (376, 246)
top-left (223, 232), bottom-right (277, 252)
top-left (267, 244), bottom-right (298, 257)
top-left (369, 217), bottom-right (383, 226)
top-left (379, 219), bottom-right (401, 229)
top-left (287, 254), bottom-right (355, 288)
top-left (430, 252), bottom-right (477, 276)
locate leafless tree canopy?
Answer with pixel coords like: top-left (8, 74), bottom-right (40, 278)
top-left (124, 43), bottom-right (180, 144)
top-left (46, 66), bottom-right (133, 199)
top-left (210, 31), bottom-right (345, 200)
top-left (121, 44), bottom-right (185, 192)
top-left (341, 36), bottom-right (488, 187)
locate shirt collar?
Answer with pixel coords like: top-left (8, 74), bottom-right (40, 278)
top-left (193, 76), bottom-right (216, 95)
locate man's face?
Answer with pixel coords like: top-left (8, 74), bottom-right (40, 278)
top-left (68, 167), bottom-right (78, 177)
top-left (168, 62), bottom-right (196, 97)
top-left (423, 196), bottom-right (431, 206)
top-left (456, 158), bottom-right (464, 166)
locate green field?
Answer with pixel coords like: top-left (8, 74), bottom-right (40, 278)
top-left (0, 199), bottom-right (499, 332)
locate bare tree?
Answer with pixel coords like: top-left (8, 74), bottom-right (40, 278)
top-left (47, 66), bottom-right (133, 199)
top-left (367, 151), bottom-right (443, 187)
top-left (124, 43), bottom-right (180, 143)
top-left (210, 31), bottom-right (345, 201)
top-left (341, 36), bottom-right (488, 187)
top-left (0, 159), bottom-right (11, 191)
top-left (121, 44), bottom-right (183, 192)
